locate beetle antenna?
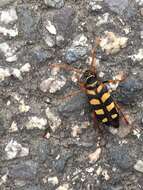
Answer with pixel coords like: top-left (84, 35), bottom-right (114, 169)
top-left (49, 63), bottom-right (82, 74)
top-left (90, 37), bottom-right (101, 73)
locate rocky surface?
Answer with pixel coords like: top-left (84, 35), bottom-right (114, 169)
top-left (0, 0), bottom-right (143, 190)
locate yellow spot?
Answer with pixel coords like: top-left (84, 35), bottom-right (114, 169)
top-left (87, 81), bottom-right (97, 87)
top-left (87, 90), bottom-right (96, 95)
top-left (90, 99), bottom-right (100, 105)
top-left (95, 109), bottom-right (104, 115)
top-left (111, 114), bottom-right (118, 119)
top-left (97, 85), bottom-right (103, 93)
top-left (102, 118), bottom-right (108, 123)
top-left (106, 102), bottom-right (115, 112)
top-left (101, 92), bottom-right (110, 103)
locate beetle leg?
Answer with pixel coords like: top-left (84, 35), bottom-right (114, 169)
top-left (114, 101), bottom-right (130, 126)
top-left (103, 79), bottom-right (125, 84)
top-left (103, 73), bottom-right (127, 92)
top-left (57, 82), bottom-right (86, 100)
top-left (58, 90), bottom-right (81, 100)
top-left (90, 48), bottom-right (96, 73)
top-left (92, 111), bottom-right (102, 132)
top-left (103, 72), bottom-right (127, 84)
top-left (49, 63), bottom-right (82, 74)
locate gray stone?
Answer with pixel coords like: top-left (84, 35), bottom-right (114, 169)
top-left (44, 0), bottom-right (64, 9)
top-left (0, 0), bottom-right (142, 189)
top-left (31, 46), bottom-right (53, 63)
top-left (118, 78), bottom-right (143, 105)
top-left (14, 179), bottom-right (26, 187)
top-left (0, 0), bottom-right (15, 7)
top-left (105, 0), bottom-right (136, 18)
top-left (65, 34), bottom-right (89, 63)
top-left (53, 7), bottom-right (75, 38)
top-left (58, 93), bottom-right (88, 118)
top-left (140, 8), bottom-right (143, 16)
top-left (9, 160), bottom-right (38, 180)
top-left (65, 47), bottom-right (88, 63)
top-left (56, 35), bottom-right (65, 47)
top-left (138, 176), bottom-right (143, 189)
top-left (0, 112), bottom-right (4, 130)
top-left (102, 185), bottom-right (124, 190)
top-left (53, 152), bottom-right (73, 173)
top-left (54, 159), bottom-right (66, 173)
top-left (105, 0), bottom-right (128, 14)
top-left (17, 6), bottom-right (40, 41)
top-left (45, 107), bottom-right (62, 132)
top-left (119, 78), bottom-right (143, 92)
top-left (36, 140), bottom-right (51, 162)
top-left (108, 144), bottom-right (138, 170)
top-left (21, 185), bottom-right (44, 190)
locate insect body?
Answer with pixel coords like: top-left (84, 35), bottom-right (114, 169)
top-left (45, 38), bottom-right (129, 137)
top-left (83, 70), bottom-right (119, 128)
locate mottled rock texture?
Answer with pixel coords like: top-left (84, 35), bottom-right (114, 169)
top-left (0, 0), bottom-right (143, 190)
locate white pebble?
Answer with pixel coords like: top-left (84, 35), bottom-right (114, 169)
top-left (45, 107), bottom-right (61, 132)
top-left (46, 20), bottom-right (57, 35)
top-left (86, 167), bottom-right (94, 173)
top-left (134, 160), bottom-right (143, 173)
top-left (56, 183), bottom-right (70, 190)
top-left (102, 169), bottom-right (110, 181)
top-left (0, 67), bottom-right (10, 81)
top-left (9, 121), bottom-right (18, 132)
top-left (7, 100), bottom-right (11, 106)
top-left (44, 35), bottom-right (55, 47)
top-left (129, 49), bottom-right (143, 62)
top-left (44, 132), bottom-right (51, 139)
top-left (5, 139), bottom-right (29, 160)
top-left (12, 68), bottom-right (22, 80)
top-left (0, 25), bottom-right (18, 37)
top-left (0, 8), bottom-right (18, 24)
top-left (71, 125), bottom-right (81, 137)
top-left (48, 176), bottom-right (59, 186)
top-left (0, 42), bottom-right (17, 62)
top-left (133, 128), bottom-right (141, 139)
top-left (88, 147), bottom-right (102, 163)
top-left (96, 166), bottom-right (102, 176)
top-left (6, 54), bottom-right (17, 62)
top-left (0, 172), bottom-right (8, 186)
top-left (96, 13), bottom-right (109, 26)
top-left (136, 0), bottom-right (143, 6)
top-left (26, 116), bottom-right (47, 130)
top-left (100, 31), bottom-right (128, 55)
top-left (20, 63), bottom-right (31, 73)
top-left (19, 100), bottom-right (30, 113)
top-left (40, 76), bottom-right (66, 93)
top-left (72, 34), bottom-right (88, 47)
top-left (98, 71), bottom-right (105, 78)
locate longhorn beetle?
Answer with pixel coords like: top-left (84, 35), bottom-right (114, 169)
top-left (44, 38), bottom-right (130, 137)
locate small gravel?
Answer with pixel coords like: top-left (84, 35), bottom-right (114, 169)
top-left (134, 160), bottom-right (143, 173)
top-left (0, 0), bottom-right (143, 189)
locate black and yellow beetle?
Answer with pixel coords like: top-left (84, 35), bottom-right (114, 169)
top-left (83, 68), bottom-right (120, 128)
top-left (44, 38), bottom-right (129, 137)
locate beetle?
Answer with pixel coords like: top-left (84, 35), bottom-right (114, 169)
top-left (44, 38), bottom-right (130, 137)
